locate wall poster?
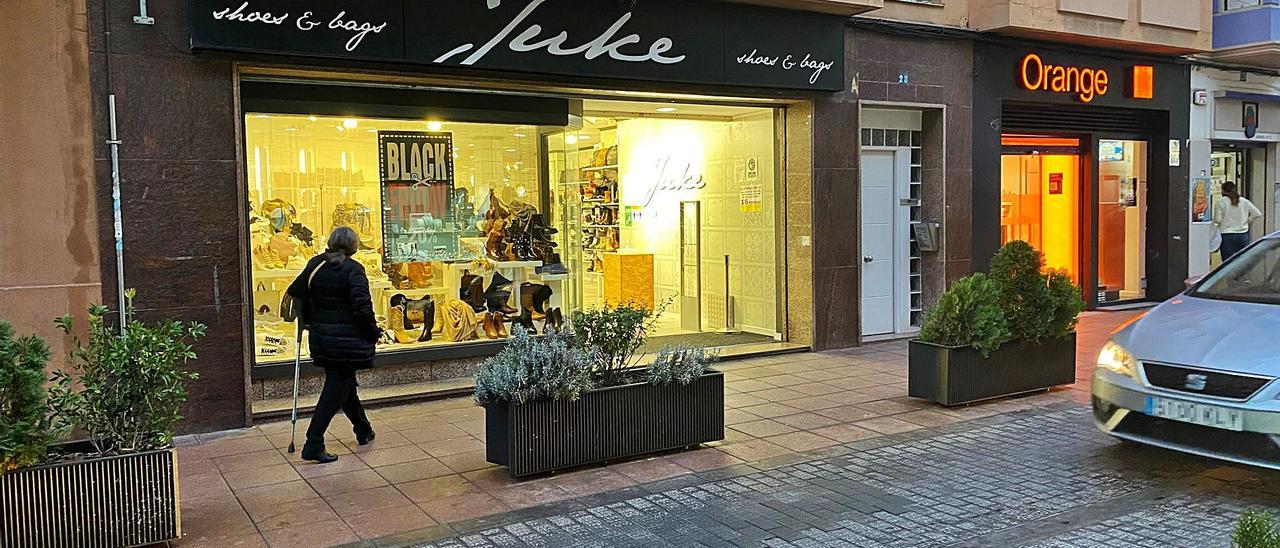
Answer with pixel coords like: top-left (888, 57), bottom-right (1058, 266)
top-left (1190, 176), bottom-right (1212, 224)
top-left (378, 131), bottom-right (456, 264)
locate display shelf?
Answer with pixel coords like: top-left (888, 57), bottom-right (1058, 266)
top-left (581, 201), bottom-right (619, 206)
top-left (492, 260), bottom-right (542, 270)
top-left (581, 164), bottom-right (619, 171)
top-left (252, 268), bottom-right (305, 281)
top-left (582, 224), bottom-right (619, 229)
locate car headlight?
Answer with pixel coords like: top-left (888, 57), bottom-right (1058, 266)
top-left (1097, 341), bottom-right (1137, 378)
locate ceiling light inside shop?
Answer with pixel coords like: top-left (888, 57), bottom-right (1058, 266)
top-left (307, 116), bottom-right (318, 122)
top-left (427, 120), bottom-right (443, 131)
top-left (656, 107), bottom-right (678, 113)
top-left (578, 134), bottom-right (591, 140)
top-left (505, 148), bottom-right (517, 153)
top-left (514, 133), bottom-right (527, 138)
top-left (565, 135), bottom-right (578, 145)
top-left (343, 119), bottom-right (358, 129)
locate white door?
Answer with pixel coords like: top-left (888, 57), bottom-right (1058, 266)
top-left (860, 149), bottom-right (910, 336)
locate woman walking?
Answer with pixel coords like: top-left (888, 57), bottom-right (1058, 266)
top-left (287, 227), bottom-right (380, 463)
top-left (1213, 181), bottom-right (1262, 261)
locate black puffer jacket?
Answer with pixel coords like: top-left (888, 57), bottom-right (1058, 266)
top-left (287, 254), bottom-right (380, 369)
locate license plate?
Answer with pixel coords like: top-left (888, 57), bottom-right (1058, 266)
top-left (1146, 396), bottom-right (1244, 431)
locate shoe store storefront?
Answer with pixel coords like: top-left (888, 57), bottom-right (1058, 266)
top-left (184, 0), bottom-right (849, 417)
top-left (972, 42), bottom-right (1192, 309)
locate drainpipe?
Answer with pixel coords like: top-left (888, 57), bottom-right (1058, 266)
top-left (107, 96), bottom-right (127, 328)
top-left (132, 0), bottom-right (154, 25)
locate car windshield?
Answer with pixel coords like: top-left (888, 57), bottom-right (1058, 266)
top-left (1192, 238), bottom-right (1280, 305)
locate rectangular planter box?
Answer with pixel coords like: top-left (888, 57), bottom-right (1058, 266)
top-left (485, 371), bottom-right (724, 477)
top-left (908, 333), bottom-right (1077, 406)
top-left (1, 447), bottom-right (180, 548)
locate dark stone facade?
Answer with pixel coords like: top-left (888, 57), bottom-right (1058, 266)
top-left (85, 3), bottom-right (973, 430)
top-left (89, 0), bottom-right (246, 432)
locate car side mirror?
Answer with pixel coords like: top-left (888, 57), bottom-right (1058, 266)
top-left (1184, 275), bottom-right (1204, 289)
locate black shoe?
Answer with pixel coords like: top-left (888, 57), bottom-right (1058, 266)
top-left (301, 445), bottom-right (339, 464)
top-left (356, 429), bottom-right (376, 446)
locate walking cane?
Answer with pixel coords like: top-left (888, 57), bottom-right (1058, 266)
top-left (287, 321), bottom-right (303, 454)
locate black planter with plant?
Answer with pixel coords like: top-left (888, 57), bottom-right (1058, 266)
top-left (475, 302), bottom-right (724, 477)
top-left (1, 291), bottom-right (204, 548)
top-left (909, 241), bottom-right (1084, 406)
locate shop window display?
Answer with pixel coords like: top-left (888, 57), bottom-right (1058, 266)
top-left (246, 100), bottom-right (783, 366)
top-left (547, 101), bottom-right (781, 347)
top-left (246, 114), bottom-right (561, 364)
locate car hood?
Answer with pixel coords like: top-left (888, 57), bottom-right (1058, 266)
top-left (1119, 295), bottom-right (1280, 376)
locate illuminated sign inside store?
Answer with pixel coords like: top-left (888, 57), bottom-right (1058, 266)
top-left (1019, 53), bottom-right (1109, 103)
top-left (191, 0), bottom-right (847, 91)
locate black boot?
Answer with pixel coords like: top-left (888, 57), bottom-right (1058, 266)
top-left (417, 301), bottom-right (435, 342)
top-left (355, 428), bottom-right (376, 446)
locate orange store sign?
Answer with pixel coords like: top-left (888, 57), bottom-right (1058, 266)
top-left (1018, 53), bottom-right (1155, 103)
top-left (1019, 53), bottom-right (1109, 103)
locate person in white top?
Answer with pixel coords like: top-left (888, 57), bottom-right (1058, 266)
top-left (1212, 181), bottom-right (1262, 260)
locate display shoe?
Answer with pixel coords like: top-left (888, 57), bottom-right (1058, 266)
top-left (547, 308), bottom-right (564, 331)
top-left (491, 312), bottom-right (506, 338)
top-left (514, 309), bottom-right (536, 333)
top-left (481, 313), bottom-right (500, 339)
top-left (388, 306), bottom-right (419, 344)
top-left (484, 230), bottom-right (509, 261)
top-left (486, 189), bottom-right (510, 220)
top-left (417, 301), bottom-right (435, 343)
top-left (519, 282), bottom-right (552, 316)
top-left (485, 274), bottom-right (518, 314)
top-left (460, 273), bottom-right (486, 312)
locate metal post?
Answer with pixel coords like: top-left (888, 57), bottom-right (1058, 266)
top-left (108, 95), bottom-right (127, 328)
top-left (718, 255), bottom-right (740, 334)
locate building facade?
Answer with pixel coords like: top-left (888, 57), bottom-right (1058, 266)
top-left (1189, 0), bottom-right (1280, 278)
top-left (3, 0), bottom-right (1208, 432)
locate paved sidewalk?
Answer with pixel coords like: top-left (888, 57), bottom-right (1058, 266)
top-left (173, 312), bottom-right (1142, 548)
top-left (409, 404), bottom-right (1275, 548)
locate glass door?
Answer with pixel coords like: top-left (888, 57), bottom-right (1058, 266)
top-left (1096, 140), bottom-right (1147, 302)
top-left (1000, 135), bottom-right (1083, 284)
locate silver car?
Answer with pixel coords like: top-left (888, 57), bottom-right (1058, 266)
top-left (1093, 233), bottom-right (1280, 468)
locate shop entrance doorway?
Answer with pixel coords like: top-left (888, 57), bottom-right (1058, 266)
top-left (999, 135), bottom-right (1149, 306)
top-left (1000, 136), bottom-right (1082, 284)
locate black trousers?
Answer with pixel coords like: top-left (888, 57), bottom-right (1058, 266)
top-left (305, 367), bottom-right (371, 448)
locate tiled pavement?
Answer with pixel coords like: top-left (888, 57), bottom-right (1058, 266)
top-left (171, 310), bottom-right (1273, 548)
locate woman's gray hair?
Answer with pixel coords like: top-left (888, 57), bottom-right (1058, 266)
top-left (325, 226), bottom-right (360, 264)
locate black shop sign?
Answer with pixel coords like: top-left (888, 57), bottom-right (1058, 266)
top-left (191, 0), bottom-right (846, 91)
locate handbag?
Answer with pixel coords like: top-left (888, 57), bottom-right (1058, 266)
top-left (254, 281), bottom-right (282, 322)
top-left (1209, 226), bottom-right (1223, 254)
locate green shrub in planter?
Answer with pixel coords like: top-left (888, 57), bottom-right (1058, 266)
top-left (1233, 509), bottom-right (1280, 548)
top-left (918, 274), bottom-right (1009, 357)
top-left (474, 326), bottom-right (597, 405)
top-left (0, 322), bottom-right (57, 471)
top-left (48, 291), bottom-right (205, 455)
top-left (648, 345), bottom-right (720, 386)
top-left (988, 241), bottom-right (1084, 344)
top-left (569, 299), bottom-right (669, 386)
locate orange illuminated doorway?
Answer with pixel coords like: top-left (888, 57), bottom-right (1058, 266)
top-left (1000, 135), bottom-right (1082, 284)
